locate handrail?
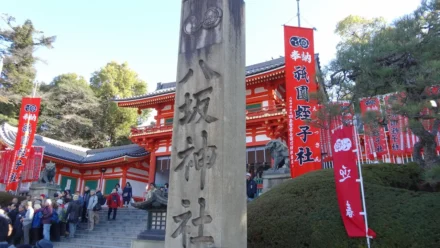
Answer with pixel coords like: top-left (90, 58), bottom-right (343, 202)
top-left (131, 105), bottom-right (285, 136)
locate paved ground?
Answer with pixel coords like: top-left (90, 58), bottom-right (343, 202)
top-left (52, 207), bottom-right (147, 248)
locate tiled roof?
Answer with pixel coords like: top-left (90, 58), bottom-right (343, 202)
top-left (113, 55), bottom-right (320, 102)
top-left (0, 123), bottom-right (148, 164)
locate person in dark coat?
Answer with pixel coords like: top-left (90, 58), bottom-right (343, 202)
top-left (246, 173), bottom-right (258, 202)
top-left (107, 189), bottom-right (121, 221)
top-left (50, 202), bottom-right (60, 242)
top-left (7, 203), bottom-right (18, 226)
top-left (65, 195), bottom-right (82, 238)
top-left (122, 182), bottom-right (132, 207)
top-left (41, 200), bottom-right (53, 241)
top-left (12, 204), bottom-right (26, 245)
top-left (0, 214), bottom-right (13, 248)
top-left (81, 187), bottom-right (90, 223)
top-left (7, 203), bottom-right (18, 243)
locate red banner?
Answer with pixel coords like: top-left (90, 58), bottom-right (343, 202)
top-left (284, 26), bottom-right (321, 178)
top-left (384, 95), bottom-right (405, 155)
top-left (5, 97), bottom-right (41, 191)
top-left (402, 116), bottom-right (419, 154)
top-left (21, 146), bottom-right (44, 182)
top-left (359, 97), bottom-right (388, 160)
top-left (0, 150), bottom-right (15, 184)
top-left (331, 126), bottom-right (376, 238)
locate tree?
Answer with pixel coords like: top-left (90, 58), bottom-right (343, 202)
top-left (0, 14), bottom-right (55, 94)
top-left (0, 14), bottom-right (55, 124)
top-left (38, 73), bottom-right (109, 148)
top-left (326, 0), bottom-right (440, 170)
top-left (90, 62), bottom-right (147, 145)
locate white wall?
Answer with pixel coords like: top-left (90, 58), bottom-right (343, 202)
top-left (129, 180), bottom-right (148, 198)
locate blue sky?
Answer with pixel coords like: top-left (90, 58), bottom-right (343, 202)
top-left (2, 0), bottom-right (421, 92)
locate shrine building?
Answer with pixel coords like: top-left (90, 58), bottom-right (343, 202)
top-left (0, 56), bottom-right (325, 196)
top-left (113, 56), bottom-right (323, 186)
top-left (0, 122), bottom-right (149, 199)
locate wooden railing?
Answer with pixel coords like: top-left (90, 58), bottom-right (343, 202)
top-left (246, 105), bottom-right (286, 119)
top-left (131, 124), bottom-right (173, 136)
top-left (131, 105), bottom-right (286, 137)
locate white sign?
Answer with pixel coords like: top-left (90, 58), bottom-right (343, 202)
top-left (334, 138), bottom-right (352, 152)
top-left (66, 179), bottom-right (71, 190)
top-left (346, 200), bottom-right (354, 218)
top-left (339, 165), bottom-right (351, 183)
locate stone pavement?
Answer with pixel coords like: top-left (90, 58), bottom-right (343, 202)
top-left (53, 207), bottom-right (147, 248)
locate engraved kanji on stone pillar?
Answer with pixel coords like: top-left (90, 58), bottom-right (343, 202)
top-left (166, 0), bottom-right (246, 247)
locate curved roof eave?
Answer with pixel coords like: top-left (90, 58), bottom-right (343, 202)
top-left (0, 123), bottom-right (149, 165)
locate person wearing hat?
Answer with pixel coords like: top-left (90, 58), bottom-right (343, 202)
top-left (55, 199), bottom-right (66, 238)
top-left (246, 173), bottom-right (257, 202)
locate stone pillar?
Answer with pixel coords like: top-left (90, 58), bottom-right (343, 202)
top-left (165, 1), bottom-right (246, 248)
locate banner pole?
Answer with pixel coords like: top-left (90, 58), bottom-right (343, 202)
top-left (356, 150), bottom-right (371, 248)
top-left (353, 118), bottom-right (362, 165)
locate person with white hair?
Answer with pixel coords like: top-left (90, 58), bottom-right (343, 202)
top-left (86, 190), bottom-right (98, 231)
top-left (22, 200), bottom-right (34, 244)
top-left (31, 203), bottom-right (43, 245)
top-left (41, 199), bottom-right (53, 241)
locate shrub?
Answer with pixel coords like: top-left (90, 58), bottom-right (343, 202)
top-left (248, 164), bottom-right (440, 248)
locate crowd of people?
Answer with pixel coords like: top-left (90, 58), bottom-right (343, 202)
top-left (0, 182), bottom-right (135, 248)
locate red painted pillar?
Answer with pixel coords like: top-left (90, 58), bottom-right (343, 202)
top-left (121, 167), bottom-right (127, 187)
top-left (149, 152), bottom-right (157, 184)
top-left (55, 166), bottom-right (60, 185)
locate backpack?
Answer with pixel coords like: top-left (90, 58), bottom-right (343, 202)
top-left (92, 196), bottom-right (101, 211)
top-left (51, 211), bottom-right (59, 224)
top-left (112, 194), bottom-right (118, 204)
top-left (93, 203), bottom-right (102, 211)
top-left (97, 192), bottom-right (106, 206)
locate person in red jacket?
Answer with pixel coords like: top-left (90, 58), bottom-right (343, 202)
top-left (106, 189), bottom-right (120, 221)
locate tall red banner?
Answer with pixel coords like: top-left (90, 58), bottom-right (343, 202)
top-left (284, 26), bottom-right (321, 178)
top-left (359, 97), bottom-right (388, 160)
top-left (5, 97), bottom-right (41, 191)
top-left (331, 126), bottom-right (376, 238)
top-left (384, 95), bottom-right (405, 155)
top-left (0, 150), bottom-right (15, 184)
top-left (21, 146), bottom-right (44, 182)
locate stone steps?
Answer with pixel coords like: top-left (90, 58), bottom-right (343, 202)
top-left (53, 207), bottom-right (147, 248)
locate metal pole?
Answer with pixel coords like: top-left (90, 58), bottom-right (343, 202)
top-left (32, 81), bottom-right (39, 98)
top-left (353, 118), bottom-right (363, 166)
top-left (356, 149), bottom-right (371, 248)
top-left (296, 0), bottom-right (301, 27)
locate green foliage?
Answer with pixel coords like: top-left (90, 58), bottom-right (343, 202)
top-left (328, 0), bottom-right (440, 110)
top-left (0, 15), bottom-right (55, 95)
top-left (38, 73), bottom-right (109, 148)
top-left (248, 164), bottom-right (440, 248)
top-left (423, 166), bottom-right (440, 189)
top-left (326, 1), bottom-right (440, 168)
top-left (90, 62), bottom-right (148, 145)
top-left (0, 14), bottom-right (55, 126)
